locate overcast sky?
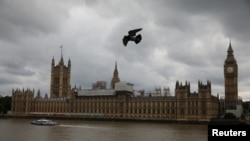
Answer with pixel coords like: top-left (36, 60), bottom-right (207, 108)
top-left (0, 0), bottom-right (250, 101)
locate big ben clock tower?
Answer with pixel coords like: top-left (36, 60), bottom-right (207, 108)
top-left (224, 41), bottom-right (238, 109)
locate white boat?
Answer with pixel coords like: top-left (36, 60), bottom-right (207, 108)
top-left (30, 118), bottom-right (57, 126)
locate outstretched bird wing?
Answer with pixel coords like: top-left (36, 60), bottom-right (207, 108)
top-left (123, 36), bottom-right (129, 46)
top-left (128, 28), bottom-right (142, 36)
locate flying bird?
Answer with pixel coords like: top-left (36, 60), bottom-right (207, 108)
top-left (123, 28), bottom-right (142, 46)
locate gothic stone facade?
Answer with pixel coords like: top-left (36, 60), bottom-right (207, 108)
top-left (11, 80), bottom-right (219, 121)
top-left (13, 44), bottom-right (242, 122)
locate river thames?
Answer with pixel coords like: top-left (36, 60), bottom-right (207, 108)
top-left (0, 118), bottom-right (207, 141)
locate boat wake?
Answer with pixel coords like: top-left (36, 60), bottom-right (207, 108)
top-left (58, 124), bottom-right (103, 129)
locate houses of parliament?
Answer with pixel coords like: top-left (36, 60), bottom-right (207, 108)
top-left (11, 42), bottom-right (243, 121)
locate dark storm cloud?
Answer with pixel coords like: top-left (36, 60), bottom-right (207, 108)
top-left (0, 0), bottom-right (249, 100)
top-left (172, 0), bottom-right (250, 41)
top-left (0, 0), bottom-right (71, 42)
top-left (0, 77), bottom-right (18, 85)
top-left (71, 0), bottom-right (250, 99)
top-left (0, 0), bottom-right (77, 95)
top-left (1, 61), bottom-right (35, 76)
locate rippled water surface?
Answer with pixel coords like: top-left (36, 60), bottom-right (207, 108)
top-left (0, 118), bottom-right (207, 141)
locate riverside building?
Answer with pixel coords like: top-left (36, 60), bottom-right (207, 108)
top-left (11, 43), bottom-right (242, 121)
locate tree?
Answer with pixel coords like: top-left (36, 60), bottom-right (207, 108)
top-left (0, 96), bottom-right (12, 114)
top-left (242, 101), bottom-right (250, 114)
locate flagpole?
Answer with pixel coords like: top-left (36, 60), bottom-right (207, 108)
top-left (60, 45), bottom-right (63, 57)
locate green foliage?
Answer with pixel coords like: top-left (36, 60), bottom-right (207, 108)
top-left (0, 96), bottom-right (12, 114)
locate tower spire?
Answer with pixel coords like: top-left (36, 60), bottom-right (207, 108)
top-left (115, 60), bottom-right (117, 69)
top-left (225, 40), bottom-right (235, 63)
top-left (60, 45), bottom-right (63, 58)
top-left (229, 39), bottom-right (232, 51)
top-left (52, 56), bottom-right (55, 66)
top-left (110, 61), bottom-right (120, 89)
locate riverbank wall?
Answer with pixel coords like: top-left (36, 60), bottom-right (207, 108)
top-left (1, 114), bottom-right (249, 125)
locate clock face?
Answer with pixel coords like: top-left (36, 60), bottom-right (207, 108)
top-left (227, 67), bottom-right (234, 73)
